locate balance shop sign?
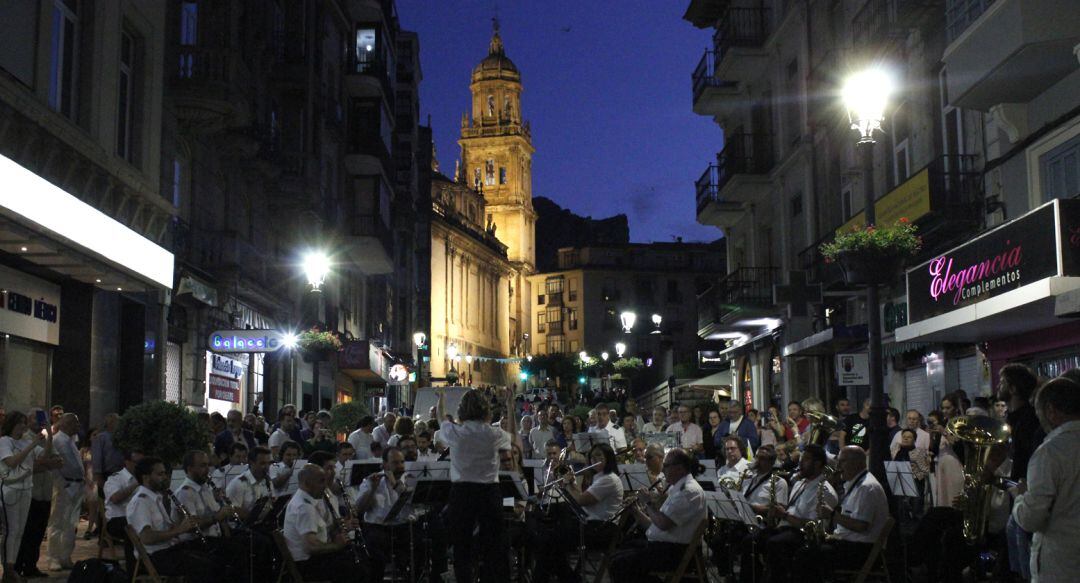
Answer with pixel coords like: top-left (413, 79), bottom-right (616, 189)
top-left (208, 329), bottom-right (286, 353)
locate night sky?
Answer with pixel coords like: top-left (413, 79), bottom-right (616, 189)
top-left (397, 1), bottom-right (723, 244)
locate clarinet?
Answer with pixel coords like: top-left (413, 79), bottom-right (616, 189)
top-left (210, 481), bottom-right (243, 526)
top-left (166, 489), bottom-right (208, 546)
top-left (336, 478), bottom-right (372, 559)
top-left (324, 490), bottom-right (366, 565)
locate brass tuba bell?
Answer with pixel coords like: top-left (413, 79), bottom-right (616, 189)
top-left (803, 409), bottom-right (841, 447)
top-left (945, 415), bottom-right (1011, 542)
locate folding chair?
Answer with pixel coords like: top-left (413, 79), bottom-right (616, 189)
top-left (123, 525), bottom-right (184, 583)
top-left (591, 513), bottom-right (632, 583)
top-left (834, 517), bottom-right (895, 583)
top-left (271, 529), bottom-right (331, 583)
top-left (97, 504), bottom-right (123, 560)
top-left (651, 519), bottom-right (709, 583)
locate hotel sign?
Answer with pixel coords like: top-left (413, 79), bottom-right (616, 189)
top-left (907, 200), bottom-right (1080, 323)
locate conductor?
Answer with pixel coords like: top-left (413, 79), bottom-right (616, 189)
top-left (437, 387), bottom-right (513, 583)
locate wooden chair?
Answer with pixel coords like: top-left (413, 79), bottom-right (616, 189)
top-left (97, 504), bottom-right (123, 560)
top-left (590, 512), bottom-right (632, 583)
top-left (271, 529), bottom-right (331, 583)
top-left (651, 519), bottom-right (709, 583)
top-left (834, 517), bottom-right (895, 583)
top-left (123, 525), bottom-right (184, 583)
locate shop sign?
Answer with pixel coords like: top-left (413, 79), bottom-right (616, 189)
top-left (0, 265), bottom-right (60, 345)
top-left (698, 350), bottom-right (727, 369)
top-left (841, 168), bottom-right (931, 233)
top-left (388, 364), bottom-right (409, 382)
top-left (907, 200), bottom-right (1080, 323)
top-left (837, 353), bottom-right (870, 386)
top-left (208, 353), bottom-right (243, 403)
top-left (209, 329), bottom-right (285, 353)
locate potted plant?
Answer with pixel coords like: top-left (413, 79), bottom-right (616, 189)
top-left (296, 326), bottom-right (343, 362)
top-left (820, 218), bottom-right (922, 285)
top-left (113, 401), bottom-right (212, 470)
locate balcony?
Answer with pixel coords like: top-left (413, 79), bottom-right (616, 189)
top-left (546, 291), bottom-right (564, 306)
top-left (695, 164), bottom-right (742, 228)
top-left (698, 133), bottom-right (774, 227)
top-left (691, 50), bottom-right (741, 118)
top-left (547, 320), bottom-right (565, 336)
top-left (711, 7), bottom-right (771, 85)
top-left (346, 51), bottom-right (392, 100)
top-left (697, 267), bottom-right (780, 332)
top-left (348, 214), bottom-right (394, 275)
top-left (851, 0), bottom-right (944, 51)
top-left (172, 47), bottom-right (252, 132)
top-left (943, 0), bottom-right (1080, 111)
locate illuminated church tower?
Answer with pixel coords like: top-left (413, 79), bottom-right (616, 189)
top-left (459, 20), bottom-right (537, 271)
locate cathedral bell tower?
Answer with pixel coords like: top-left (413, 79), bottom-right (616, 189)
top-left (459, 20), bottom-right (537, 272)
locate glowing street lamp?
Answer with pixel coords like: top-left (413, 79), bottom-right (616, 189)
top-left (842, 67), bottom-right (895, 144)
top-left (413, 332), bottom-right (426, 349)
top-left (579, 351), bottom-right (589, 362)
top-left (651, 313), bottom-right (663, 334)
top-left (619, 311), bottom-right (637, 333)
top-left (601, 352), bottom-right (609, 362)
top-left (282, 333), bottom-right (298, 350)
top-left (615, 342), bottom-right (626, 358)
top-left (465, 354), bottom-right (473, 364)
top-left (302, 251), bottom-right (331, 293)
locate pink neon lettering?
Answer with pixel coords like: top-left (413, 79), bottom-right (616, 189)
top-left (928, 243), bottom-right (1023, 305)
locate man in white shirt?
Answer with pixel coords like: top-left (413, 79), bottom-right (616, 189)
top-left (414, 431), bottom-right (440, 461)
top-left (268, 414), bottom-right (298, 458)
top-left (283, 464), bottom-right (375, 583)
top-left (736, 445), bottom-right (791, 583)
top-left (372, 413), bottom-right (396, 447)
top-left (590, 408), bottom-right (627, 450)
top-left (1012, 378), bottom-right (1080, 583)
top-left (438, 388), bottom-right (512, 583)
top-left (611, 448), bottom-right (706, 580)
top-left (667, 405), bottom-right (703, 453)
top-left (347, 416), bottom-right (376, 459)
top-left (103, 449), bottom-right (142, 575)
top-left (125, 456), bottom-right (217, 581)
top-left (13, 408), bottom-right (62, 579)
top-left (642, 407), bottom-right (668, 434)
top-left (46, 413), bottom-right (84, 570)
top-left (225, 446), bottom-right (273, 527)
top-left (764, 444), bottom-right (839, 583)
top-left (528, 409), bottom-right (556, 459)
top-left (717, 435), bottom-right (751, 487)
top-left (211, 443), bottom-right (249, 490)
top-left (889, 409), bottom-right (931, 452)
top-left (270, 441), bottom-right (303, 498)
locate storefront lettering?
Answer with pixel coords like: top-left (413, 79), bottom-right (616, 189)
top-left (5, 291), bottom-right (58, 323)
top-left (928, 242), bottom-right (1023, 305)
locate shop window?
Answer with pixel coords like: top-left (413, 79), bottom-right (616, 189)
top-left (1040, 134), bottom-right (1080, 201)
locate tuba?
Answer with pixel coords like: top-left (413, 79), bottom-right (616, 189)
top-left (802, 410), bottom-right (841, 447)
top-left (945, 415), bottom-right (1011, 542)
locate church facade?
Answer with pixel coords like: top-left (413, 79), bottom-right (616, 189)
top-left (427, 24), bottom-right (536, 386)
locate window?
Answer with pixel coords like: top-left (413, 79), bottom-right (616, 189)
top-left (1040, 134), bottom-right (1080, 201)
top-left (499, 167), bottom-right (507, 184)
top-left (545, 278), bottom-right (563, 295)
top-left (179, 2), bottom-right (197, 45)
top-left (355, 28), bottom-right (376, 72)
top-left (537, 293), bottom-right (545, 305)
top-left (568, 278), bottom-right (578, 301)
top-left (892, 102), bottom-right (911, 185)
top-left (790, 192), bottom-right (802, 217)
top-left (537, 312), bottom-right (546, 333)
top-left (485, 159), bottom-right (495, 185)
top-left (548, 337), bottom-right (566, 354)
top-left (547, 308), bottom-right (562, 323)
top-left (117, 30), bottom-right (136, 162)
top-left (568, 308), bottom-right (578, 330)
top-left (48, 0), bottom-right (79, 119)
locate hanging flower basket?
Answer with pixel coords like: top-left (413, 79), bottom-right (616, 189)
top-left (820, 219), bottom-right (922, 286)
top-left (296, 327), bottom-right (343, 361)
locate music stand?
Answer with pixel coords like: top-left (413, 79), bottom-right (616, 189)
top-left (710, 488), bottom-right (757, 527)
top-left (345, 460), bottom-right (383, 487)
top-left (574, 431), bottom-right (609, 452)
top-left (212, 464), bottom-right (248, 490)
top-left (385, 487), bottom-right (415, 524)
top-left (885, 461), bottom-right (918, 498)
top-left (411, 464), bottom-right (452, 508)
top-left (697, 472), bottom-right (719, 492)
top-left (616, 463), bottom-right (653, 491)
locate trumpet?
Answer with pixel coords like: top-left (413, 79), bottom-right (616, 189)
top-left (611, 476), bottom-right (665, 523)
top-left (539, 461), bottom-right (603, 493)
top-left (166, 489), bottom-right (208, 546)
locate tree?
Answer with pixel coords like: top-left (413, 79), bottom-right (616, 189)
top-left (329, 401), bottom-right (370, 435)
top-left (113, 401), bottom-right (212, 469)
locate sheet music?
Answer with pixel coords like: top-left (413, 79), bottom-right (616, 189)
top-left (709, 488), bottom-right (758, 526)
top-left (616, 463), bottom-right (653, 491)
top-left (211, 464), bottom-right (248, 490)
top-left (885, 461), bottom-right (918, 498)
top-left (575, 431), bottom-right (609, 452)
top-left (344, 460), bottom-right (383, 486)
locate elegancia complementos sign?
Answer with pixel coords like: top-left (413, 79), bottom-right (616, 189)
top-left (208, 329), bottom-right (285, 353)
top-left (907, 200), bottom-right (1080, 323)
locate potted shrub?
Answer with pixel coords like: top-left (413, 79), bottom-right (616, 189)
top-left (820, 218), bottom-right (922, 285)
top-left (296, 326), bottom-right (343, 362)
top-left (113, 401), bottom-right (212, 470)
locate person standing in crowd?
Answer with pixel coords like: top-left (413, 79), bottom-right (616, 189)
top-left (610, 449), bottom-right (706, 582)
top-left (714, 400), bottom-right (759, 455)
top-left (891, 410), bottom-right (930, 452)
top-left (625, 399), bottom-right (646, 431)
top-left (91, 413), bottom-right (124, 511)
top-left (668, 405), bottom-right (703, 454)
top-left (347, 416), bottom-right (376, 460)
top-left (437, 387), bottom-right (512, 583)
top-left (13, 409), bottom-right (62, 579)
top-left (702, 409), bottom-right (722, 460)
top-left (994, 396), bottom-right (1009, 421)
top-left (642, 407), bottom-right (667, 434)
top-left (372, 413), bottom-right (396, 447)
top-left (213, 410), bottom-right (257, 462)
top-left (841, 399), bottom-right (871, 450)
top-left (783, 401), bottom-right (810, 442)
top-left (1012, 376), bottom-right (1080, 583)
top-left (103, 450), bottom-right (142, 575)
top-left (886, 408), bottom-right (902, 442)
top-left (999, 364), bottom-right (1046, 582)
top-left (46, 413), bottom-right (83, 571)
top-left (517, 415), bottom-right (534, 459)
top-left (268, 412), bottom-right (298, 458)
top-left (2, 411), bottom-right (57, 582)
top-left (528, 409), bottom-right (555, 459)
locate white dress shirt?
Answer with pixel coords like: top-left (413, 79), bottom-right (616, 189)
top-left (667, 422), bottom-right (703, 450)
top-left (529, 426), bottom-right (555, 457)
top-left (0, 436), bottom-right (39, 488)
top-left (582, 472), bottom-right (623, 522)
top-left (741, 470), bottom-right (789, 508)
top-left (174, 477), bottom-right (223, 538)
top-left (225, 469), bottom-right (270, 514)
top-left (642, 422), bottom-right (666, 434)
top-left (833, 470), bottom-right (889, 544)
top-left (646, 474), bottom-right (705, 544)
top-left (372, 425), bottom-right (392, 446)
top-left (717, 458), bottom-right (750, 486)
top-left (438, 420), bottom-right (511, 484)
top-left (355, 474), bottom-right (410, 525)
top-left (270, 461), bottom-right (300, 497)
top-left (1012, 420), bottom-right (1080, 583)
top-left (348, 429), bottom-right (374, 459)
top-left (103, 468), bottom-right (137, 521)
top-left (126, 486), bottom-right (178, 556)
top-left (283, 489), bottom-right (333, 562)
top-left (211, 463), bottom-right (248, 490)
top-left (785, 475), bottom-right (838, 523)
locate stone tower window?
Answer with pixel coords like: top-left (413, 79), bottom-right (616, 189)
top-left (499, 167), bottom-right (507, 184)
top-left (485, 159), bottom-right (495, 185)
top-left (487, 95), bottom-right (495, 117)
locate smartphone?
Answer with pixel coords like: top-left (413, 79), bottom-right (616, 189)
top-left (35, 410), bottom-right (48, 428)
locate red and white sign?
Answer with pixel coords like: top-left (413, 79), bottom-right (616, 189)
top-left (209, 374), bottom-right (241, 403)
top-left (208, 354), bottom-right (244, 403)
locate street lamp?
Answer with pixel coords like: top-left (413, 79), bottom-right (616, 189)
top-left (615, 342), bottom-right (626, 358)
top-left (578, 351), bottom-right (589, 362)
top-left (601, 351), bottom-right (609, 361)
top-left (842, 66), bottom-right (895, 482)
top-left (302, 251), bottom-right (331, 293)
top-left (413, 332), bottom-right (426, 388)
top-left (651, 313), bottom-right (663, 334)
top-left (619, 311), bottom-right (637, 333)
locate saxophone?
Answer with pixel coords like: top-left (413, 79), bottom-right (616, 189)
top-left (718, 468), bottom-right (752, 490)
top-left (800, 477), bottom-right (829, 549)
top-left (764, 473), bottom-right (781, 529)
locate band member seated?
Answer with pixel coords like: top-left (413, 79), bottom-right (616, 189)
top-left (734, 444), bottom-right (789, 583)
top-left (794, 446), bottom-right (888, 578)
top-left (355, 446), bottom-right (447, 582)
top-left (415, 431), bottom-right (439, 461)
top-left (762, 444), bottom-right (838, 583)
top-left (644, 444), bottom-right (666, 489)
top-left (212, 442), bottom-right (248, 486)
top-left (225, 446), bottom-right (274, 527)
top-left (283, 464), bottom-right (377, 583)
top-left (396, 434), bottom-right (420, 462)
top-left (532, 444), bottom-right (624, 583)
top-left (334, 442), bottom-right (355, 484)
top-left (610, 448), bottom-right (706, 583)
top-left (270, 441), bottom-right (302, 498)
top-left (717, 435), bottom-right (750, 485)
top-left (538, 440), bottom-right (566, 506)
top-left (103, 449), bottom-right (143, 574)
top-left (125, 456), bottom-right (219, 582)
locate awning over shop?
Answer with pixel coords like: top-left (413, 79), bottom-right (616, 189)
top-left (782, 325), bottom-right (867, 357)
top-left (0, 153), bottom-right (173, 290)
top-left (709, 328), bottom-right (782, 363)
top-left (686, 371), bottom-right (732, 397)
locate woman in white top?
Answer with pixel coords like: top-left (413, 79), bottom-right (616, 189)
top-left (0, 411), bottom-right (53, 580)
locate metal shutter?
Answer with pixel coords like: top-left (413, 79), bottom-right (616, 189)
top-left (957, 355), bottom-right (980, 397)
top-left (165, 342), bottom-right (182, 403)
top-left (905, 367), bottom-right (931, 415)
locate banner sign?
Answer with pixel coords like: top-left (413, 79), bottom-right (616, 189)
top-left (209, 329), bottom-right (285, 353)
top-left (906, 200), bottom-right (1080, 323)
top-left (837, 353), bottom-right (870, 386)
top-left (842, 167), bottom-right (931, 233)
top-left (208, 354), bottom-right (244, 403)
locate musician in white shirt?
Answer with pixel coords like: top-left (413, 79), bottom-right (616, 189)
top-left (589, 408), bottom-right (627, 449)
top-left (414, 431), bottom-right (440, 461)
top-left (735, 445), bottom-right (789, 583)
top-left (225, 446), bottom-right (273, 526)
top-left (762, 444), bottom-right (839, 583)
top-left (211, 443), bottom-right (249, 489)
top-left (717, 435), bottom-right (751, 486)
top-left (437, 388), bottom-right (512, 583)
top-left (611, 449), bottom-right (706, 581)
top-left (371, 414), bottom-right (396, 447)
top-left (103, 450), bottom-right (142, 574)
top-left (270, 441), bottom-right (302, 497)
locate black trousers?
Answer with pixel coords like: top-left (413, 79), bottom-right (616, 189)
top-left (762, 528), bottom-right (806, 583)
top-left (912, 506), bottom-right (969, 583)
top-left (364, 517), bottom-right (447, 579)
top-left (793, 539), bottom-right (872, 580)
top-left (296, 549), bottom-right (377, 583)
top-left (532, 517), bottom-right (619, 583)
top-left (447, 482), bottom-right (507, 583)
top-left (610, 539), bottom-right (687, 583)
top-left (105, 517), bottom-right (135, 576)
top-left (737, 526), bottom-right (778, 583)
top-left (148, 542), bottom-right (219, 582)
top-left (14, 498), bottom-right (50, 572)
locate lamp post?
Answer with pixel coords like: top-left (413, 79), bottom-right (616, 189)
top-left (615, 342), bottom-right (626, 358)
top-left (619, 311), bottom-right (637, 334)
top-left (446, 343), bottom-right (459, 385)
top-left (413, 332), bottom-right (426, 389)
top-left (843, 67), bottom-right (895, 482)
top-left (651, 313), bottom-right (662, 334)
top-left (302, 251), bottom-right (330, 408)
